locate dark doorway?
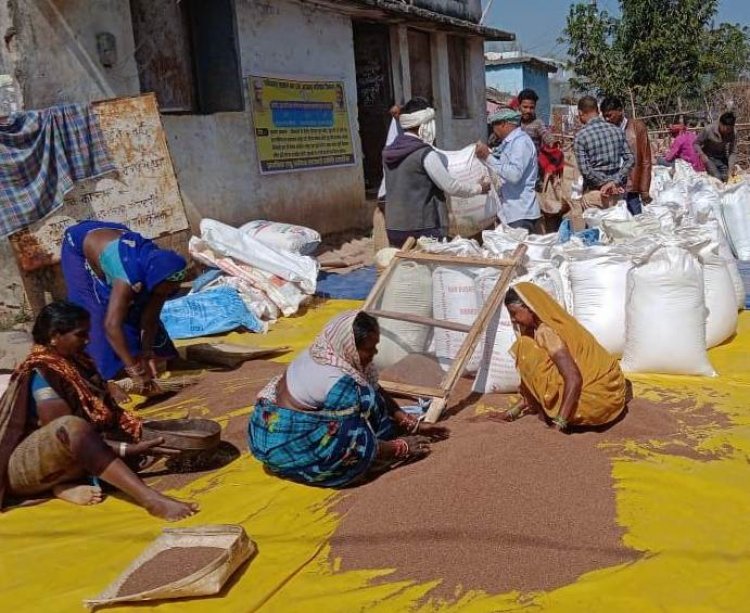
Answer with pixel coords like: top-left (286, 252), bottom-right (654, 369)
top-left (353, 22), bottom-right (394, 193)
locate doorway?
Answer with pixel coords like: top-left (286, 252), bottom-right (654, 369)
top-left (353, 22), bottom-right (394, 194)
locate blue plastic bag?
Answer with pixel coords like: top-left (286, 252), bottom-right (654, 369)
top-left (558, 218), bottom-right (600, 246)
top-left (161, 286), bottom-right (264, 339)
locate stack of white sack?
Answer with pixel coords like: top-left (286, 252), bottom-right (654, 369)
top-left (436, 145), bottom-right (498, 237)
top-left (621, 246), bottom-right (716, 376)
top-left (189, 218), bottom-right (319, 321)
top-left (482, 224), bottom-right (559, 262)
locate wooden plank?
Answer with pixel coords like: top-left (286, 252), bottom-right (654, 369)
top-left (368, 309), bottom-right (471, 333)
top-left (397, 251), bottom-right (516, 268)
top-left (379, 380), bottom-right (446, 400)
top-left (362, 236), bottom-right (416, 310)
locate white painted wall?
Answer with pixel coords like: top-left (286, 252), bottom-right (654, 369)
top-left (9, 0), bottom-right (139, 108)
top-left (166, 0), bottom-right (368, 235)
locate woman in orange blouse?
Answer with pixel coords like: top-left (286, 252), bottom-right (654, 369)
top-left (503, 283), bottom-right (627, 432)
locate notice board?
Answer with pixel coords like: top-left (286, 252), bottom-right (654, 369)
top-left (9, 93), bottom-right (190, 272)
top-left (249, 75), bottom-right (355, 174)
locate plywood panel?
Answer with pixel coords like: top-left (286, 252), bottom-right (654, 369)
top-left (9, 93), bottom-right (191, 273)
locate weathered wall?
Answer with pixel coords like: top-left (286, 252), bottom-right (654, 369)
top-left (485, 64), bottom-right (524, 100)
top-left (523, 65), bottom-right (552, 125)
top-left (165, 0), bottom-right (369, 235)
top-left (437, 35), bottom-right (486, 149)
top-left (8, 0), bottom-right (139, 108)
top-left (412, 0), bottom-right (482, 22)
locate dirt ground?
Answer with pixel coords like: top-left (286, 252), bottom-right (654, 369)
top-left (140, 356), bottom-right (725, 599)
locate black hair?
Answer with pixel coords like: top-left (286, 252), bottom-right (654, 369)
top-left (577, 95), bottom-right (599, 113)
top-left (353, 311), bottom-right (379, 349)
top-left (32, 300), bottom-right (90, 345)
top-left (504, 287), bottom-right (525, 309)
top-left (517, 89), bottom-right (539, 104)
top-left (599, 96), bottom-right (624, 113)
top-left (719, 111), bottom-right (736, 127)
top-left (401, 96), bottom-right (430, 115)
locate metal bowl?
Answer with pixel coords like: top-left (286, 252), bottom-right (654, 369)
top-left (142, 418), bottom-right (221, 452)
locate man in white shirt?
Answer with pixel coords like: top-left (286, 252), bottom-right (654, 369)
top-left (476, 109), bottom-right (540, 233)
top-left (382, 97), bottom-right (489, 247)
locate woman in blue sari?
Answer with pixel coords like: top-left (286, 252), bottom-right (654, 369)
top-left (248, 311), bottom-right (449, 487)
top-left (61, 220), bottom-right (186, 392)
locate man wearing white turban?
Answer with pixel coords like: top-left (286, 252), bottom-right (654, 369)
top-left (382, 97), bottom-right (489, 247)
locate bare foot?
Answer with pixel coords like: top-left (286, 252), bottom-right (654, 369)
top-left (143, 492), bottom-right (200, 521)
top-left (53, 483), bottom-right (104, 506)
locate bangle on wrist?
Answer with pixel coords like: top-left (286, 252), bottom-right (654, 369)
top-left (118, 442), bottom-right (128, 457)
top-left (552, 415), bottom-right (569, 430)
top-left (125, 363), bottom-right (146, 377)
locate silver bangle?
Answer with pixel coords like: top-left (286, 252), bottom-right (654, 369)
top-left (118, 442), bottom-right (128, 457)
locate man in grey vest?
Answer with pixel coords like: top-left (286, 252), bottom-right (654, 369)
top-left (382, 98), bottom-right (489, 247)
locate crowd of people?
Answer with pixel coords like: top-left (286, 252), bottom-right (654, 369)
top-left (379, 89), bottom-right (740, 243)
top-left (0, 89), bottom-right (742, 516)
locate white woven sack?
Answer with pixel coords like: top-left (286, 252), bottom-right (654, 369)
top-left (650, 166), bottom-right (673, 201)
top-left (687, 180), bottom-right (722, 224)
top-left (239, 220), bottom-right (320, 255)
top-left (523, 233), bottom-right (559, 260)
top-left (374, 262), bottom-right (433, 370)
top-left (472, 271), bottom-right (519, 393)
top-left (676, 221), bottom-right (745, 309)
top-left (569, 253), bottom-right (633, 355)
top-left (720, 181), bottom-right (750, 260)
top-left (621, 246), bottom-right (715, 376)
top-left (702, 254), bottom-right (739, 347)
top-left (583, 201), bottom-right (631, 230)
top-left (432, 266), bottom-right (483, 373)
top-left (482, 225), bottom-right (528, 258)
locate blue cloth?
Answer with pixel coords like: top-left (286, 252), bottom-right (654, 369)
top-left (316, 267), bottom-right (377, 300)
top-left (61, 220), bottom-right (179, 379)
top-left (738, 260), bottom-right (750, 309)
top-left (99, 239), bottom-right (130, 285)
top-left (191, 268), bottom-right (222, 293)
top-left (0, 104), bottom-right (115, 238)
top-left (28, 370), bottom-right (59, 421)
top-left (558, 219), bottom-right (600, 246)
top-left (161, 286), bottom-right (264, 339)
top-left (625, 192), bottom-right (643, 216)
top-left (248, 376), bottom-right (395, 488)
top-left (486, 127), bottom-right (541, 224)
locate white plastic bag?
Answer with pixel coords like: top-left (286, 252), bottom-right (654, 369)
top-left (373, 261), bottom-right (433, 370)
top-left (568, 252), bottom-right (633, 355)
top-left (437, 145), bottom-right (497, 236)
top-left (200, 219), bottom-right (319, 293)
top-left (239, 220), bottom-right (321, 255)
top-left (473, 270), bottom-right (520, 393)
top-left (189, 238), bottom-right (308, 317)
top-left (702, 254), bottom-right (738, 347)
top-left (720, 181), bottom-right (750, 259)
top-left (432, 266), bottom-right (483, 373)
top-left (621, 246), bottom-right (715, 376)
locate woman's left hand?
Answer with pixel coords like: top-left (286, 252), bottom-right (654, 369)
top-left (418, 423), bottom-right (451, 441)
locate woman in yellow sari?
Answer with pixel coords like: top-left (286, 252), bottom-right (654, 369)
top-left (503, 283), bottom-right (627, 431)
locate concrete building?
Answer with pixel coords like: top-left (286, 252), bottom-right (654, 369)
top-left (0, 0), bottom-right (513, 317)
top-left (484, 51), bottom-right (559, 124)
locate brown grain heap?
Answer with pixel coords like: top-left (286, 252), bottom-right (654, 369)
top-left (117, 546), bottom-right (224, 596)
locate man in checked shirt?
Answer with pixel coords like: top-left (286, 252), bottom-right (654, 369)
top-left (573, 96), bottom-right (635, 208)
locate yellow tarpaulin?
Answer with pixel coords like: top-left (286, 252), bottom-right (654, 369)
top-left (2, 301), bottom-right (750, 612)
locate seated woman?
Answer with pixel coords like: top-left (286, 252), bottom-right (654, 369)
top-left (503, 283), bottom-right (627, 431)
top-left (0, 301), bottom-right (199, 520)
top-left (248, 311), bottom-right (448, 487)
top-left (61, 220), bottom-right (187, 394)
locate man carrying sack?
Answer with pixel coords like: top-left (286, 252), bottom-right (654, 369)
top-left (382, 97), bottom-right (489, 247)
